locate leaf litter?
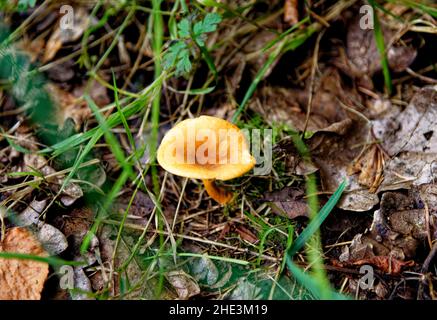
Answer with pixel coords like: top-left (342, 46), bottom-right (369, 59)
top-left (0, 0), bottom-right (437, 301)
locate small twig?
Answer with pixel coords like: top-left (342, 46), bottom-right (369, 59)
top-left (302, 30), bottom-right (324, 138)
top-left (418, 241), bottom-right (437, 299)
top-left (406, 68), bottom-right (437, 84)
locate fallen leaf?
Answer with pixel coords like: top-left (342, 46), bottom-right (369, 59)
top-left (342, 185), bottom-right (435, 266)
top-left (98, 225), bottom-right (148, 298)
top-left (336, 13), bottom-right (416, 89)
top-left (227, 278), bottom-right (263, 300)
top-left (47, 59), bottom-right (75, 82)
top-left (235, 226), bottom-right (259, 244)
top-left (236, 30), bottom-right (279, 80)
top-left (0, 227), bottom-right (49, 300)
top-left (21, 153), bottom-right (83, 206)
top-left (166, 270), bottom-right (200, 299)
top-left (374, 86), bottom-right (437, 192)
top-left (73, 79), bottom-right (111, 109)
top-left (249, 68), bottom-right (355, 132)
top-left (307, 86), bottom-right (436, 212)
top-left (190, 255), bottom-right (219, 287)
top-left (43, 7), bottom-right (91, 63)
top-left (351, 256), bottom-right (414, 275)
top-left (114, 189), bottom-right (154, 219)
top-left (348, 144), bottom-right (387, 193)
top-left (264, 187), bottom-right (309, 219)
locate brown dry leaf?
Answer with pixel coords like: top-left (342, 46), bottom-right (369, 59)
top-left (348, 144), bottom-right (387, 193)
top-left (264, 187), bottom-right (309, 219)
top-left (235, 226), bottom-right (259, 244)
top-left (73, 79), bottom-right (111, 108)
top-left (48, 79), bottom-right (109, 129)
top-left (319, 86), bottom-right (436, 211)
top-left (284, 0), bottom-right (299, 25)
top-left (309, 115), bottom-right (381, 212)
top-left (166, 270), bottom-right (200, 300)
top-left (351, 256), bottom-right (414, 275)
top-left (54, 207), bottom-right (98, 267)
top-left (16, 37), bottom-right (45, 63)
top-left (383, 2), bottom-right (410, 17)
top-left (376, 86), bottom-right (437, 192)
top-left (47, 59), bottom-right (75, 82)
top-left (43, 7), bottom-right (91, 63)
top-left (98, 225), bottom-right (155, 299)
top-left (12, 200), bottom-right (68, 255)
top-left (248, 68), bottom-right (381, 212)
top-left (336, 13), bottom-right (416, 89)
top-left (0, 227), bottom-right (49, 300)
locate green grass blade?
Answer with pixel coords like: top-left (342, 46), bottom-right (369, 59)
top-left (112, 71), bottom-right (136, 154)
top-left (285, 258), bottom-right (350, 300)
top-left (231, 41), bottom-right (285, 123)
top-left (288, 179), bottom-right (348, 257)
top-left (151, 0), bottom-right (164, 196)
top-left (369, 0), bottom-right (393, 95)
top-left (84, 95), bottom-right (131, 173)
top-left (0, 252), bottom-right (85, 267)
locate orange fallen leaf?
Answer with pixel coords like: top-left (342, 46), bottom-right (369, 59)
top-left (352, 256), bottom-right (414, 275)
top-left (0, 227), bottom-right (49, 300)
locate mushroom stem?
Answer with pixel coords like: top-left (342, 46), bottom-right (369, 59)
top-left (202, 179), bottom-right (233, 205)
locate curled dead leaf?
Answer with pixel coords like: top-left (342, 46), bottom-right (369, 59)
top-left (351, 256), bottom-right (414, 275)
top-left (348, 144), bottom-right (387, 193)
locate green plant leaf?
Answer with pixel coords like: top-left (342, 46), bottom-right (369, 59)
top-left (0, 252), bottom-right (85, 267)
top-left (201, 12), bottom-right (222, 33)
top-left (288, 179), bottom-right (348, 257)
top-left (369, 0), bottom-right (392, 95)
top-left (285, 259), bottom-right (350, 300)
top-left (17, 0), bottom-right (36, 11)
top-left (177, 18), bottom-right (191, 37)
top-left (176, 50), bottom-right (192, 75)
top-left (163, 40), bottom-right (187, 70)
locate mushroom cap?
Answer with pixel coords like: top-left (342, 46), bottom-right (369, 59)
top-left (157, 116), bottom-right (256, 180)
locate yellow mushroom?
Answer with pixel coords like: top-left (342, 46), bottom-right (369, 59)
top-left (157, 116), bottom-right (256, 205)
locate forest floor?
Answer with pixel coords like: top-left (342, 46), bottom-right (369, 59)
top-left (0, 0), bottom-right (436, 300)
